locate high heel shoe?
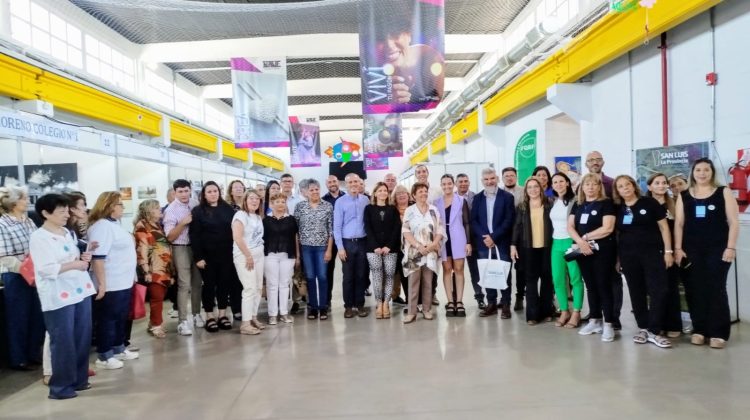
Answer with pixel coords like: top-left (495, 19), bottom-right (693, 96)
top-left (564, 311), bottom-right (581, 329)
top-left (556, 310), bottom-right (570, 327)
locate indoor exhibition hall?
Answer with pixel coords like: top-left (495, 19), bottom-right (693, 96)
top-left (0, 0), bottom-right (749, 419)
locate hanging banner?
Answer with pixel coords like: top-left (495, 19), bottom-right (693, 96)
top-left (325, 139), bottom-right (362, 163)
top-left (365, 157), bottom-right (389, 171)
top-left (359, 0), bottom-right (445, 114)
top-left (363, 113), bottom-right (403, 158)
top-left (635, 142), bottom-right (709, 193)
top-left (514, 130), bottom-right (537, 185)
top-left (231, 57), bottom-right (289, 148)
top-left (290, 116), bottom-right (321, 168)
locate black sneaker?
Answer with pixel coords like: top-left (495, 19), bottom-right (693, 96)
top-left (392, 297), bottom-right (407, 305)
top-left (477, 300), bottom-right (487, 310)
top-left (290, 302), bottom-right (300, 314)
top-left (513, 300), bottom-right (524, 312)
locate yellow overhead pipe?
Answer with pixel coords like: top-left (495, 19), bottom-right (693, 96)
top-left (483, 0), bottom-right (722, 125)
top-left (170, 120), bottom-right (217, 153)
top-left (252, 150), bottom-right (285, 171)
top-left (410, 146), bottom-right (429, 166)
top-left (0, 54), bottom-right (40, 100)
top-left (450, 110), bottom-right (479, 144)
top-left (430, 133), bottom-right (447, 155)
top-left (222, 140), bottom-right (249, 162)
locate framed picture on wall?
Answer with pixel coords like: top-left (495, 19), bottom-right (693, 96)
top-left (0, 163), bottom-right (79, 203)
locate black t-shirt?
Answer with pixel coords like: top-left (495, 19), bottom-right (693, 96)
top-left (616, 196), bottom-right (667, 248)
top-left (571, 199), bottom-right (615, 236)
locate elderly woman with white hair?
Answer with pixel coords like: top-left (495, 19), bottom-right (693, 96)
top-left (0, 186), bottom-right (44, 371)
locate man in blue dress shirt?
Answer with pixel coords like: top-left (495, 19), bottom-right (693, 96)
top-left (333, 173), bottom-right (370, 318)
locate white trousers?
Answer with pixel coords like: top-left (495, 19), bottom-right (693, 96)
top-left (263, 252), bottom-right (295, 316)
top-left (233, 246), bottom-right (265, 321)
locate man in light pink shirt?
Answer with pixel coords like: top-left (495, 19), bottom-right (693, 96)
top-left (163, 179), bottom-right (202, 336)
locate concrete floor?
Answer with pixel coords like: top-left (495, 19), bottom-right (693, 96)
top-left (1, 276), bottom-right (749, 420)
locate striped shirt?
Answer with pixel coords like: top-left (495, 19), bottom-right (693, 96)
top-left (163, 199), bottom-right (197, 245)
top-left (0, 214), bottom-right (36, 257)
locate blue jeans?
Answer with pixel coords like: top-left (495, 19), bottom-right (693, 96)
top-left (475, 247), bottom-right (511, 306)
top-left (301, 245), bottom-right (328, 311)
top-left (44, 297), bottom-right (92, 399)
top-left (94, 288), bottom-right (131, 361)
top-left (2, 272), bottom-right (45, 367)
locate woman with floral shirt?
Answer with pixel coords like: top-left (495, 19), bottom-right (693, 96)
top-left (134, 200), bottom-right (174, 338)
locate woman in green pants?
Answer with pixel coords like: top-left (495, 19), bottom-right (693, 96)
top-left (549, 173), bottom-right (583, 328)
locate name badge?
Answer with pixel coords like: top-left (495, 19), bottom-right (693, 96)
top-left (696, 205), bottom-right (706, 218)
top-left (580, 213), bottom-right (590, 225)
top-left (623, 214), bottom-right (633, 225)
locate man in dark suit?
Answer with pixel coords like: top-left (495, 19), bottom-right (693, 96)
top-left (470, 167), bottom-right (516, 319)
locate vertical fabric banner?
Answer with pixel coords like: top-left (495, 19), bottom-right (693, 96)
top-left (231, 57), bottom-right (289, 148)
top-left (290, 116), bottom-right (321, 168)
top-left (363, 113), bottom-right (403, 158)
top-left (359, 0), bottom-right (445, 114)
top-left (365, 157), bottom-right (389, 170)
top-left (514, 130), bottom-right (537, 185)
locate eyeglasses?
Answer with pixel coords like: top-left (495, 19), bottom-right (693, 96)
top-left (586, 158), bottom-right (604, 163)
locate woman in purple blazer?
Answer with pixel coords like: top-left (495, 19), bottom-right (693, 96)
top-left (435, 174), bottom-right (471, 317)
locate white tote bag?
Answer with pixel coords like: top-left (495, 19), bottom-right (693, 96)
top-left (477, 246), bottom-right (511, 290)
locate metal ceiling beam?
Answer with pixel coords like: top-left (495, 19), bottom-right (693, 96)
top-left (141, 34), bottom-right (504, 63)
top-left (201, 77), bottom-right (465, 98)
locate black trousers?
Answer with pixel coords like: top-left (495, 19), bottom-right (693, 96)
top-left (619, 246), bottom-right (668, 334)
top-left (228, 275), bottom-right (243, 315)
top-left (684, 246), bottom-right (731, 340)
top-left (520, 247), bottom-right (554, 322)
top-left (466, 252), bottom-right (484, 302)
top-left (515, 264), bottom-right (525, 301)
top-left (342, 238), bottom-right (368, 308)
top-left (199, 251), bottom-right (239, 313)
top-left (326, 243), bottom-right (338, 304)
top-left (663, 266), bottom-right (683, 332)
top-left (395, 250), bottom-right (409, 301)
top-left (578, 239), bottom-right (617, 323)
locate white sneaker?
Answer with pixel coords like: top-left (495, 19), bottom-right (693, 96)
top-left (95, 358), bottom-right (124, 370)
top-left (280, 315), bottom-right (294, 324)
top-left (167, 309), bottom-right (179, 319)
top-left (193, 314), bottom-right (205, 328)
top-left (114, 349), bottom-right (139, 360)
top-left (177, 320), bottom-right (193, 336)
top-left (268, 316), bottom-right (278, 325)
top-left (579, 319), bottom-right (603, 335)
top-left (601, 323), bottom-right (615, 342)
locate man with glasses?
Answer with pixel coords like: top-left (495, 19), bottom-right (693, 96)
top-left (281, 173), bottom-right (301, 215)
top-left (585, 151), bottom-right (614, 197)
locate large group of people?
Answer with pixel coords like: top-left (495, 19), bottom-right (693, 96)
top-left (0, 150), bottom-right (739, 400)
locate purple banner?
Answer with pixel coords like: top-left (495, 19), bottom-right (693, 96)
top-left (231, 57), bottom-right (290, 148)
top-left (290, 116), bottom-right (321, 168)
top-left (359, 0), bottom-right (445, 114)
top-left (365, 157), bottom-right (389, 171)
top-left (363, 113), bottom-right (403, 158)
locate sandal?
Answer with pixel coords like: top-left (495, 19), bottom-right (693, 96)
top-left (564, 311), bottom-right (581, 329)
top-left (319, 310), bottom-right (329, 320)
top-left (633, 329), bottom-right (648, 344)
top-left (455, 302), bottom-right (466, 317)
top-left (556, 311), bottom-right (570, 327)
top-left (149, 325), bottom-right (167, 338)
top-left (647, 333), bottom-right (672, 348)
top-left (445, 302), bottom-right (455, 317)
top-left (205, 318), bottom-right (219, 333)
top-left (307, 310), bottom-right (319, 320)
top-left (218, 316), bottom-right (232, 330)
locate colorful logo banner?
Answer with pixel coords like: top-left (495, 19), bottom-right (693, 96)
top-left (635, 142), bottom-right (709, 192)
top-left (359, 0), bottom-right (445, 114)
top-left (514, 130), bottom-right (537, 185)
top-left (290, 116), bottom-right (321, 168)
top-left (325, 139), bottom-right (362, 163)
top-left (365, 157), bottom-right (389, 171)
top-left (231, 57), bottom-right (289, 148)
top-left (363, 113), bottom-right (403, 158)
